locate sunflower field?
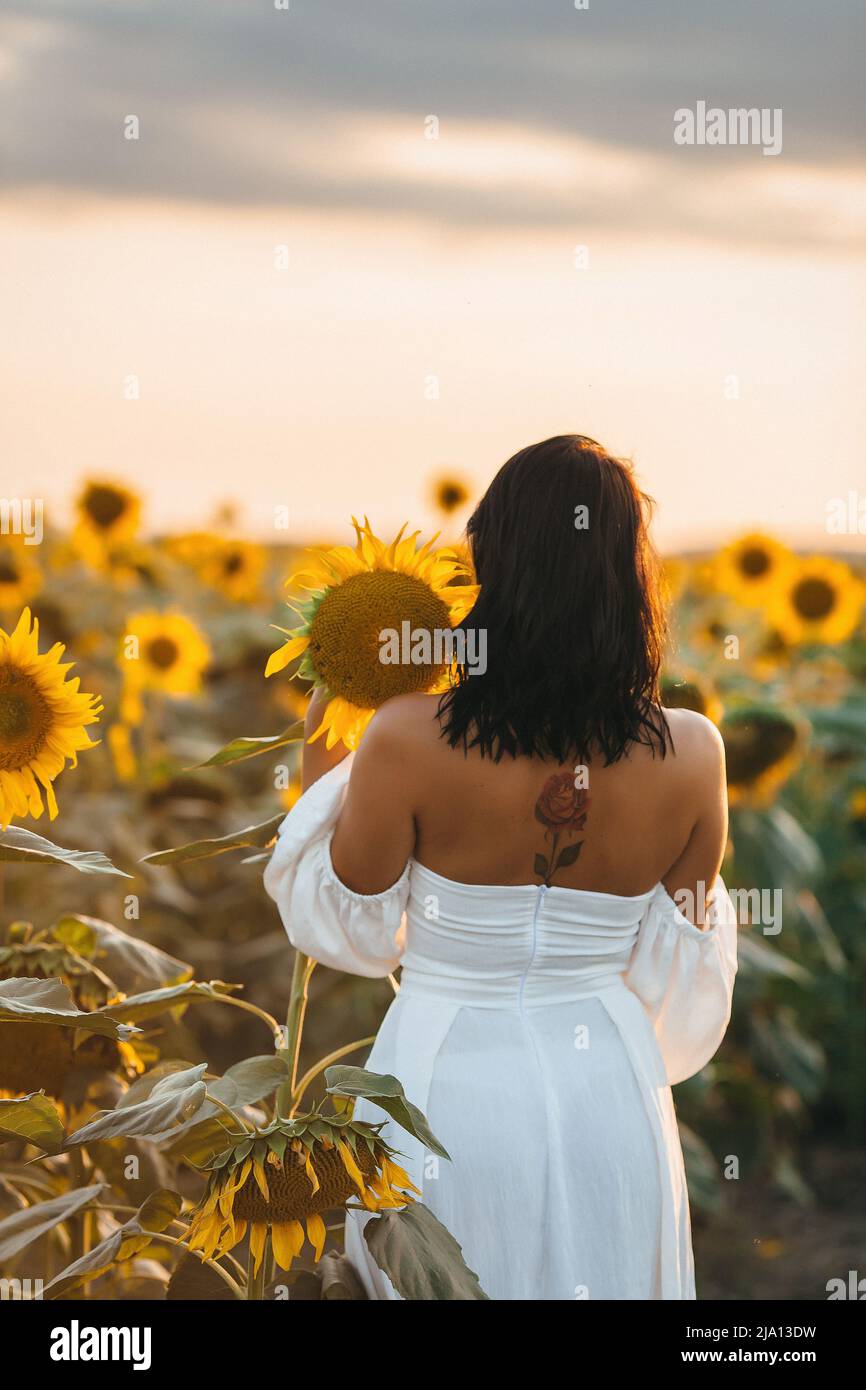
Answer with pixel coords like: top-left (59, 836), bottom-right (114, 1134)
top-left (0, 480), bottom-right (864, 1300)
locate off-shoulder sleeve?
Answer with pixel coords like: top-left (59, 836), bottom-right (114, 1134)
top-left (262, 754), bottom-right (409, 978)
top-left (624, 878), bottom-right (738, 1085)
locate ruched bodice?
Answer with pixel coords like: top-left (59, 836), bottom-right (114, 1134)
top-left (401, 863), bottom-right (655, 1008)
top-left (263, 754), bottom-right (738, 1300)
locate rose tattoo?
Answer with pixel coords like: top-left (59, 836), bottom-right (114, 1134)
top-left (533, 771), bottom-right (590, 886)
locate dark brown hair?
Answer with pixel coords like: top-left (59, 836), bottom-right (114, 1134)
top-left (438, 434), bottom-right (670, 763)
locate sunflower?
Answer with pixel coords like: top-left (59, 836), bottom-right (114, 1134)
top-left (0, 543), bottom-right (42, 612)
top-left (0, 926), bottom-right (148, 1098)
top-left (119, 611), bottom-right (210, 724)
top-left (184, 1112), bottom-right (419, 1275)
top-left (660, 669), bottom-right (723, 725)
top-left (265, 519), bottom-right (478, 749)
top-left (168, 533), bottom-right (268, 603)
top-left (198, 538), bottom-right (267, 603)
top-left (720, 703), bottom-right (807, 807)
top-left (431, 474), bottom-right (470, 516)
top-left (0, 608), bottom-right (101, 828)
top-left (74, 480), bottom-right (141, 569)
top-left (768, 556), bottom-right (866, 647)
top-left (713, 533), bottom-right (796, 609)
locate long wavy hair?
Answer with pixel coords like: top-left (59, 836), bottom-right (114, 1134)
top-left (438, 434), bottom-right (670, 763)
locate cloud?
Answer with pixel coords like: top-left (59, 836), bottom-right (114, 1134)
top-left (0, 0), bottom-right (864, 249)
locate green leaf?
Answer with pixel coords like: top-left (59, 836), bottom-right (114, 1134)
top-left (534, 853), bottom-right (549, 878)
top-left (65, 1064), bottom-right (208, 1147)
top-left (324, 1066), bottom-right (450, 1160)
top-left (751, 1010), bottom-right (826, 1102)
top-left (52, 914), bottom-right (193, 994)
top-left (98, 980), bottom-right (241, 1025)
top-left (679, 1123), bottom-right (721, 1213)
top-left (158, 1054), bottom-right (291, 1164)
top-left (364, 1202), bottom-right (488, 1300)
top-left (167, 1252), bottom-right (237, 1301)
top-left (0, 1183), bottom-right (106, 1262)
top-left (737, 934), bottom-right (810, 984)
top-left (140, 814), bottom-right (286, 865)
top-left (43, 1189), bottom-right (182, 1298)
top-left (0, 827), bottom-right (131, 877)
top-left (0, 1092), bottom-right (65, 1154)
top-left (191, 720), bottom-right (306, 769)
top-left (0, 977), bottom-right (139, 1041)
top-left (319, 1250), bottom-right (369, 1300)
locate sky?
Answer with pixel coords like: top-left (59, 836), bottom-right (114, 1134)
top-left (2, 0), bottom-right (865, 552)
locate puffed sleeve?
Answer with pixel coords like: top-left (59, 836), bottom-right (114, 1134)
top-left (624, 878), bottom-right (738, 1085)
top-left (263, 754), bottom-right (409, 978)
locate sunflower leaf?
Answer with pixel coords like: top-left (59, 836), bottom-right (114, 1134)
top-left (97, 979), bottom-right (241, 1024)
top-left (0, 827), bottom-right (131, 876)
top-left (43, 1189), bottom-right (182, 1298)
top-left (140, 814), bottom-right (286, 865)
top-left (364, 1202), bottom-right (489, 1300)
top-left (324, 1066), bottom-right (450, 1160)
top-left (0, 1091), bottom-right (65, 1154)
top-left (190, 720), bottom-right (306, 769)
top-left (0, 1183), bottom-right (107, 1262)
top-left (0, 977), bottom-right (140, 1041)
top-left (64, 1064), bottom-right (208, 1147)
top-left (52, 914), bottom-right (193, 993)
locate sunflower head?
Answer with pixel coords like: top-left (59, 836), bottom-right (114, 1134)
top-left (74, 480), bottom-right (141, 570)
top-left (0, 544), bottom-right (42, 612)
top-left (714, 533), bottom-right (796, 609)
top-left (185, 1111), bottom-right (419, 1275)
top-left (720, 703), bottom-right (807, 807)
top-left (432, 475), bottom-right (470, 516)
top-left (0, 926), bottom-right (144, 1097)
top-left (265, 519), bottom-right (478, 749)
top-left (119, 611), bottom-right (210, 723)
top-left (770, 556), bottom-right (866, 647)
top-left (0, 608), bottom-right (101, 828)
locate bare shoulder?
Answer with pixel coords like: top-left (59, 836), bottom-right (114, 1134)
top-left (663, 706), bottom-right (726, 777)
top-left (354, 692), bottom-right (444, 761)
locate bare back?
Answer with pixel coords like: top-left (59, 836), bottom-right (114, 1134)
top-left (328, 693), bottom-right (729, 924)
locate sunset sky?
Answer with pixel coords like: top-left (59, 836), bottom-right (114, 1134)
top-left (3, 1), bottom-right (864, 552)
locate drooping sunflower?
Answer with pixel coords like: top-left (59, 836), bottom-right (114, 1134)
top-left (119, 611), bottom-right (210, 724)
top-left (265, 519), bottom-right (478, 749)
top-left (74, 480), bottom-right (142, 570)
top-left (720, 703), bottom-right (807, 808)
top-left (0, 543), bottom-right (42, 612)
top-left (713, 533), bottom-right (796, 609)
top-left (0, 608), bottom-right (101, 828)
top-left (185, 1112), bottom-right (420, 1275)
top-left (431, 474), bottom-right (470, 516)
top-left (0, 922), bottom-right (148, 1099)
top-left (768, 556), bottom-right (866, 647)
top-left (660, 669), bottom-right (723, 726)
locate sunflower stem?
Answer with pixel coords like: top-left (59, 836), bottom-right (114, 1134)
top-left (276, 950), bottom-right (315, 1115)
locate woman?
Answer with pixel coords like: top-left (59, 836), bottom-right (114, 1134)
top-left (264, 434), bottom-right (737, 1300)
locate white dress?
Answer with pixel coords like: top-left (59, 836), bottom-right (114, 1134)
top-left (264, 756), bottom-right (738, 1301)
